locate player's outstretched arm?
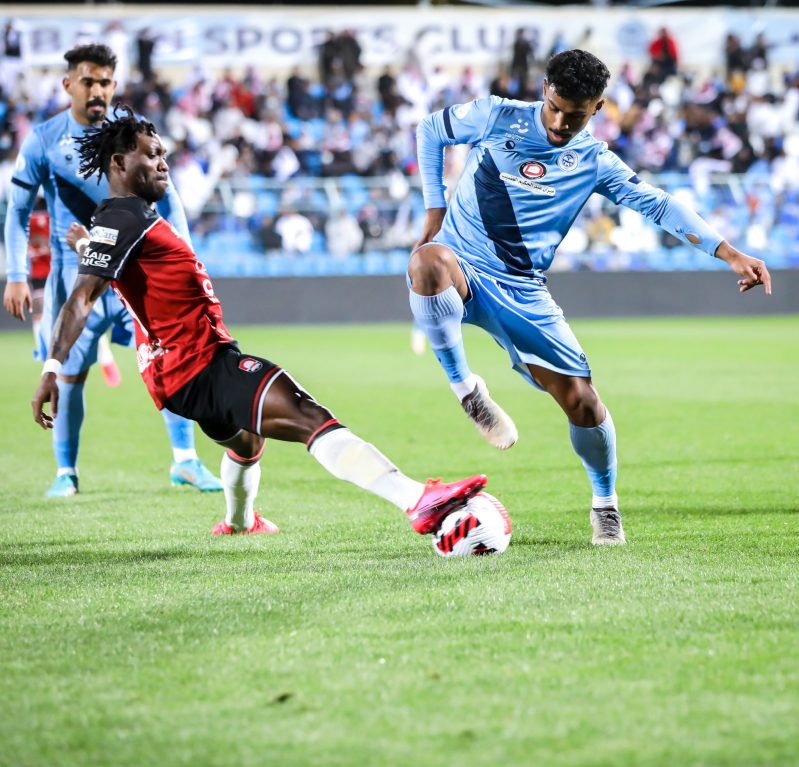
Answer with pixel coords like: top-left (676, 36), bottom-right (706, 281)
top-left (715, 241), bottom-right (772, 295)
top-left (31, 272), bottom-right (110, 430)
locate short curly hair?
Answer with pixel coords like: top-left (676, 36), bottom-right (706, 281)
top-left (64, 44), bottom-right (118, 72)
top-left (546, 49), bottom-right (610, 102)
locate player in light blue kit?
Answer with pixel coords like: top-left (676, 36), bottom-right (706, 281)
top-left (4, 44), bottom-right (221, 497)
top-left (409, 50), bottom-right (772, 545)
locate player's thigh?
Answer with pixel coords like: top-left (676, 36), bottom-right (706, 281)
top-left (162, 346), bottom-right (335, 444)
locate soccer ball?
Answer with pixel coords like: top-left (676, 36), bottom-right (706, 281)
top-left (432, 492), bottom-right (512, 557)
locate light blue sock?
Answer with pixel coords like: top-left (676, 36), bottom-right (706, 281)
top-left (52, 380), bottom-right (85, 473)
top-left (569, 409), bottom-right (618, 501)
top-left (408, 285), bottom-right (471, 383)
top-left (162, 409), bottom-right (196, 463)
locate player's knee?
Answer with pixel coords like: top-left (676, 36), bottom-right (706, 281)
top-left (225, 431), bottom-right (264, 460)
top-left (408, 246), bottom-right (453, 294)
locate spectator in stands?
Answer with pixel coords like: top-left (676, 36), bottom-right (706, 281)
top-left (136, 27), bottom-right (156, 82)
top-left (275, 208), bottom-right (314, 254)
top-left (0, 20), bottom-right (23, 98)
top-left (287, 67), bottom-right (317, 120)
top-left (337, 30), bottom-right (362, 83)
top-left (255, 214), bottom-right (282, 253)
top-left (724, 33), bottom-right (748, 79)
top-left (509, 29), bottom-right (534, 88)
top-left (648, 26), bottom-right (679, 81)
top-left (318, 32), bottom-right (340, 88)
top-left (326, 209), bottom-right (363, 258)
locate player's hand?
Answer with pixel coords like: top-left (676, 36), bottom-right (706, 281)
top-left (715, 242), bottom-right (772, 295)
top-left (3, 281), bottom-right (33, 321)
top-left (32, 373), bottom-right (59, 430)
top-left (66, 222), bottom-right (91, 253)
top-left (413, 208), bottom-right (447, 251)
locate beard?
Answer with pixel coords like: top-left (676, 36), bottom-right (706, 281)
top-left (85, 99), bottom-right (107, 123)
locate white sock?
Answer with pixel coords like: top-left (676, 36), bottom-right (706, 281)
top-left (173, 447), bottom-right (198, 463)
top-left (221, 451), bottom-right (260, 531)
top-left (450, 374), bottom-right (478, 401)
top-left (98, 335), bottom-right (115, 366)
top-left (592, 493), bottom-right (618, 510)
top-left (57, 466), bottom-right (77, 477)
top-left (309, 428), bottom-right (424, 510)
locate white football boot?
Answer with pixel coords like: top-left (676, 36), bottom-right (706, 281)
top-left (460, 375), bottom-right (518, 450)
top-left (590, 507), bottom-right (626, 545)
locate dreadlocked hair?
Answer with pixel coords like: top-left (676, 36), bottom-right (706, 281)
top-left (546, 49), bottom-right (610, 102)
top-left (76, 105), bottom-right (157, 183)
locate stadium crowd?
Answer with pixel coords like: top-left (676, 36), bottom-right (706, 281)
top-left (1, 21), bottom-right (798, 274)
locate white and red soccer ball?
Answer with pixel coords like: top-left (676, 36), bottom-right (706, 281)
top-left (432, 492), bottom-right (512, 557)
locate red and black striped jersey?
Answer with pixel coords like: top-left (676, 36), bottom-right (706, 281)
top-left (78, 196), bottom-right (233, 408)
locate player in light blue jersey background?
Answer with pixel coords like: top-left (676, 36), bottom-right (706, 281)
top-left (410, 49), bottom-right (772, 545)
top-left (3, 44), bottom-right (221, 497)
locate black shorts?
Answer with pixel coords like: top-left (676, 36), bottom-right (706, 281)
top-left (163, 345), bottom-right (282, 442)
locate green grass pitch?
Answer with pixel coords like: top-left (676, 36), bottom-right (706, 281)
top-left (1, 317), bottom-right (797, 767)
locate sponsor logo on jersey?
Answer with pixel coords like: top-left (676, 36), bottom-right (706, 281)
top-left (557, 150), bottom-right (579, 172)
top-left (509, 119), bottom-right (530, 134)
top-left (90, 226), bottom-right (119, 246)
top-left (453, 101), bottom-right (473, 119)
top-left (519, 161), bottom-right (546, 180)
top-left (500, 172), bottom-right (555, 197)
top-left (14, 154), bottom-right (26, 172)
top-left (239, 358), bottom-right (263, 373)
top-left (80, 249), bottom-right (112, 268)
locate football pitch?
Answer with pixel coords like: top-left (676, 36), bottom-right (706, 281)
top-left (1, 317), bottom-right (797, 767)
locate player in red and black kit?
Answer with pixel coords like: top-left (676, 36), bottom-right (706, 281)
top-left (32, 108), bottom-right (487, 536)
top-left (27, 204), bottom-right (51, 353)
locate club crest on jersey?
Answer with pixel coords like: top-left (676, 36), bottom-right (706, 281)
top-left (239, 358), bottom-right (263, 373)
top-left (453, 101), bottom-right (473, 119)
top-left (519, 161), bottom-right (546, 180)
top-left (557, 150), bottom-right (580, 172)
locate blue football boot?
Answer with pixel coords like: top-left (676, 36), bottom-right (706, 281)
top-left (170, 458), bottom-right (223, 492)
top-left (45, 473), bottom-right (79, 498)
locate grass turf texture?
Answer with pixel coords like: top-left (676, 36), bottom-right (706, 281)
top-left (1, 317), bottom-right (797, 767)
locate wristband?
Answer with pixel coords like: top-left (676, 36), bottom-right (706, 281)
top-left (75, 237), bottom-right (90, 255)
top-left (42, 359), bottom-right (62, 376)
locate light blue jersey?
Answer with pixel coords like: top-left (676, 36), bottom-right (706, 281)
top-left (5, 109), bottom-right (189, 281)
top-left (417, 96), bottom-right (724, 285)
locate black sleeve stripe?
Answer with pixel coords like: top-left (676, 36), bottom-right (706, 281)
top-left (112, 219), bottom-right (159, 280)
top-left (443, 107), bottom-right (455, 140)
top-left (11, 177), bottom-right (34, 191)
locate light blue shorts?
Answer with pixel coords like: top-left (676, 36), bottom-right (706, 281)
top-left (457, 257), bottom-right (591, 390)
top-left (38, 262), bottom-right (134, 376)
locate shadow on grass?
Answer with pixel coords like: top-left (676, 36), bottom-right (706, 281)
top-left (653, 504), bottom-right (799, 517)
top-left (510, 533), bottom-right (589, 551)
top-left (0, 546), bottom-right (195, 568)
